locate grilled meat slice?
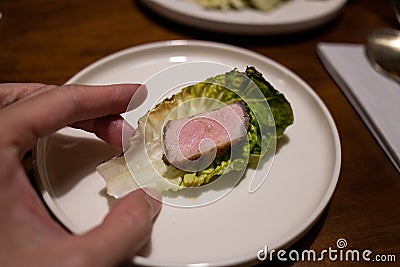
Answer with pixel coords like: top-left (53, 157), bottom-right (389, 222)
top-left (162, 101), bottom-right (250, 170)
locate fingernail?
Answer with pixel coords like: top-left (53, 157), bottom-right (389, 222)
top-left (143, 188), bottom-right (162, 218)
top-left (128, 84), bottom-right (148, 111)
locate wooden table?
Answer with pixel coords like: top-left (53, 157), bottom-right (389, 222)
top-left (1, 0), bottom-right (399, 266)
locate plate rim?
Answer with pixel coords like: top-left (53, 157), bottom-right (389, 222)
top-left (37, 40), bottom-right (342, 267)
top-left (138, 0), bottom-right (347, 34)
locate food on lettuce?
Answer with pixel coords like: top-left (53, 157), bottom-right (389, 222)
top-left (185, 0), bottom-right (288, 11)
top-left (162, 101), bottom-right (250, 168)
top-left (97, 67), bottom-right (293, 198)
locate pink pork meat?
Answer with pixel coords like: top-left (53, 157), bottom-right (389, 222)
top-left (162, 101), bottom-right (250, 170)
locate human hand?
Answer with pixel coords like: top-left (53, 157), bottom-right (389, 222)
top-left (0, 83), bottom-right (162, 267)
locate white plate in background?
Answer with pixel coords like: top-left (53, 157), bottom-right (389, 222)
top-left (35, 40), bottom-right (341, 266)
top-left (139, 0), bottom-right (347, 34)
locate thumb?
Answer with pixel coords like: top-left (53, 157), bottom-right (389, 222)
top-left (79, 189), bottom-right (162, 266)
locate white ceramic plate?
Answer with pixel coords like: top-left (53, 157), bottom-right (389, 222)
top-left (139, 0), bottom-right (347, 35)
top-left (34, 40), bottom-right (341, 266)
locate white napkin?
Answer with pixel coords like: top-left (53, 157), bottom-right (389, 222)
top-left (317, 42), bottom-right (400, 174)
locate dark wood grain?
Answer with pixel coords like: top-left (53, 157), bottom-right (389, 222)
top-left (1, 0), bottom-right (399, 266)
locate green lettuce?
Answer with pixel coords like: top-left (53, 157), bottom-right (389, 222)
top-left (97, 67), bottom-right (293, 197)
top-left (176, 66), bottom-right (293, 186)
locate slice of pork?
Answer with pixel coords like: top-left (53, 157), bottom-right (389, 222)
top-left (162, 101), bottom-right (250, 171)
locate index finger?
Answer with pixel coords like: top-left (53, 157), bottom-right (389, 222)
top-left (0, 83), bottom-right (146, 155)
top-left (0, 83), bottom-right (54, 108)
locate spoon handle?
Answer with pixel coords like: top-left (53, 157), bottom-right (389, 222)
top-left (391, 0), bottom-right (400, 24)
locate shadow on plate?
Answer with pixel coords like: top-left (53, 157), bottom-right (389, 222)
top-left (40, 133), bottom-right (120, 198)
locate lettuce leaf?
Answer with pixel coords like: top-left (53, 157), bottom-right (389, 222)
top-left (97, 67), bottom-right (293, 197)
